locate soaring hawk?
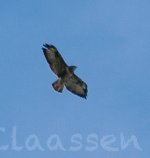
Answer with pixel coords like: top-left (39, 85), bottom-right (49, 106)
top-left (42, 44), bottom-right (88, 99)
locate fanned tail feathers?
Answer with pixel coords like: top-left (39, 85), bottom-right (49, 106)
top-left (52, 79), bottom-right (64, 93)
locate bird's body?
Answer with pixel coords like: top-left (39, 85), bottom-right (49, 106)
top-left (42, 44), bottom-right (88, 99)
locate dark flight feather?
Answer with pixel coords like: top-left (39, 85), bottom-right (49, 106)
top-left (42, 44), bottom-right (67, 77)
top-left (65, 74), bottom-right (88, 99)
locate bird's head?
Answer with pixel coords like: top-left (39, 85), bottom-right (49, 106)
top-left (68, 66), bottom-right (77, 73)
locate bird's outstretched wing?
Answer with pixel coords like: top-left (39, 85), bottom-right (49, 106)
top-left (42, 44), bottom-right (67, 77)
top-left (65, 74), bottom-right (88, 99)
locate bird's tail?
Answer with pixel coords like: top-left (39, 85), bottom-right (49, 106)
top-left (52, 79), bottom-right (64, 93)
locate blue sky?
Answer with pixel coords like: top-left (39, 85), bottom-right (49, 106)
top-left (0, 0), bottom-right (150, 157)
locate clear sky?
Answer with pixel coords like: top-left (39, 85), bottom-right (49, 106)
top-left (0, 0), bottom-right (150, 157)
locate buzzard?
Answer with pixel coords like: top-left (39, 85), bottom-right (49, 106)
top-left (42, 44), bottom-right (88, 99)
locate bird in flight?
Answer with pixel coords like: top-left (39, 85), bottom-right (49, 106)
top-left (42, 44), bottom-right (88, 99)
